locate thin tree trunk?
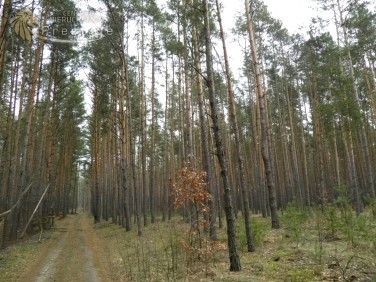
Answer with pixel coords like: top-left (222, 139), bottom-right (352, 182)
top-left (191, 6), bottom-right (217, 240)
top-left (285, 76), bottom-right (302, 201)
top-left (169, 55), bottom-right (176, 222)
top-left (0, 0), bottom-right (12, 97)
top-left (336, 0), bottom-right (372, 205)
top-left (245, 0), bottom-right (280, 229)
top-left (203, 0), bottom-right (241, 271)
top-left (183, 0), bottom-right (194, 163)
top-left (149, 22), bottom-right (156, 224)
top-left (120, 59), bottom-right (131, 230)
top-left (216, 0), bottom-right (254, 251)
top-left (92, 87), bottom-right (101, 224)
top-left (139, 6), bottom-right (148, 226)
top-left (310, 61), bottom-right (325, 205)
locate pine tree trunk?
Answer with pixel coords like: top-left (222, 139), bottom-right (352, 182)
top-left (203, 0), bottom-right (241, 271)
top-left (336, 0), bottom-right (372, 205)
top-left (0, 45), bottom-right (18, 247)
top-left (245, 0), bottom-right (280, 229)
top-left (216, 0), bottom-right (254, 251)
top-left (0, 0), bottom-right (12, 97)
top-left (285, 78), bottom-right (303, 201)
top-left (191, 9), bottom-right (217, 241)
top-left (92, 87), bottom-right (101, 224)
top-left (183, 0), bottom-right (194, 163)
top-left (149, 22), bottom-right (156, 224)
top-left (310, 61), bottom-right (325, 205)
top-left (120, 60), bottom-right (131, 230)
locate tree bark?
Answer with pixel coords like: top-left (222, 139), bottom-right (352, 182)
top-left (216, 0), bottom-right (254, 251)
top-left (203, 0), bottom-right (241, 271)
top-left (245, 0), bottom-right (280, 229)
top-left (191, 3), bottom-right (217, 240)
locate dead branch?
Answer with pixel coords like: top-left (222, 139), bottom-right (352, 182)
top-left (20, 184), bottom-right (51, 239)
top-left (0, 182), bottom-right (33, 218)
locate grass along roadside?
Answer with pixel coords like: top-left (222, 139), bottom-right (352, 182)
top-left (0, 216), bottom-right (64, 281)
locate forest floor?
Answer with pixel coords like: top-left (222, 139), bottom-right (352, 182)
top-left (1, 206), bottom-right (376, 281)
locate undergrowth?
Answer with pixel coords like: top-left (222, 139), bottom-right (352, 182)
top-left (2, 196), bottom-right (376, 281)
top-left (95, 196), bottom-right (376, 281)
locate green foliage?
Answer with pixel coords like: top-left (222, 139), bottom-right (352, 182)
top-left (365, 196), bottom-right (376, 217)
top-left (237, 216), bottom-right (268, 250)
top-left (282, 200), bottom-right (308, 248)
top-left (101, 220), bottom-right (188, 281)
top-left (251, 217), bottom-right (269, 247)
top-left (154, 221), bottom-right (187, 281)
top-left (312, 207), bottom-right (325, 265)
top-left (288, 268), bottom-right (316, 282)
top-left (335, 188), bottom-right (357, 246)
top-left (324, 204), bottom-right (339, 239)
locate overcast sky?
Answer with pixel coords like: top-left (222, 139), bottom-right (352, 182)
top-left (262, 0), bottom-right (315, 33)
top-left (222, 0), bottom-right (317, 34)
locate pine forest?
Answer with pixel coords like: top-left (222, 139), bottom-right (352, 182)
top-left (1, 0), bottom-right (376, 281)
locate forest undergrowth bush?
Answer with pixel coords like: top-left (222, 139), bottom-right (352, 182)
top-left (171, 163), bottom-right (225, 276)
top-left (311, 207), bottom-right (325, 266)
top-left (282, 200), bottom-right (308, 248)
top-left (365, 195), bottom-right (376, 217)
top-left (237, 216), bottom-right (268, 250)
top-left (275, 197), bottom-right (376, 281)
top-left (335, 193), bottom-right (357, 245)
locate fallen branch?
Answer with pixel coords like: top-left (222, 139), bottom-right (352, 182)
top-left (20, 184), bottom-right (51, 239)
top-left (0, 182), bottom-right (33, 218)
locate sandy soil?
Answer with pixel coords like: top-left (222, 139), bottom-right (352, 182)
top-left (17, 212), bottom-right (120, 282)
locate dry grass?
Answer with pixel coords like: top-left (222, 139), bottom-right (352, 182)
top-left (94, 208), bottom-right (376, 282)
top-left (0, 219), bottom-right (61, 281)
top-left (1, 207), bottom-right (376, 281)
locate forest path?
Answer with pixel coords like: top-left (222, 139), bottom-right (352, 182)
top-left (18, 212), bottom-right (118, 282)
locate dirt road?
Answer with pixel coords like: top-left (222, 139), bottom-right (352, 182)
top-left (17, 212), bottom-right (118, 282)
